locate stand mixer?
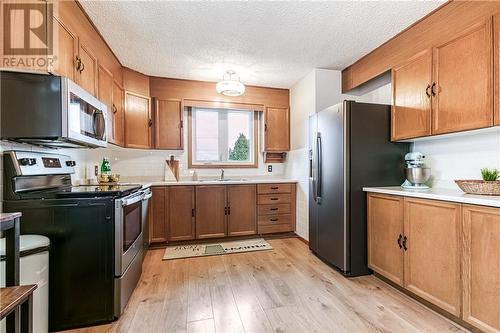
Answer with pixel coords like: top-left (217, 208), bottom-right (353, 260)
top-left (401, 152), bottom-right (431, 189)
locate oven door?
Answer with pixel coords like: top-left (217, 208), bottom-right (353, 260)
top-left (115, 191), bottom-right (144, 276)
top-left (65, 79), bottom-right (108, 148)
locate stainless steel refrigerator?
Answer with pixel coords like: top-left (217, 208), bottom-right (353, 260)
top-left (309, 100), bottom-right (409, 276)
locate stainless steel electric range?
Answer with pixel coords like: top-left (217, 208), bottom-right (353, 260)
top-left (2, 150), bottom-right (150, 331)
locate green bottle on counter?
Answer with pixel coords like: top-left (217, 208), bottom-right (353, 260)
top-left (101, 157), bottom-right (111, 175)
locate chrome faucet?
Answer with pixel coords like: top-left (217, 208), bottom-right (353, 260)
top-left (220, 169), bottom-right (225, 180)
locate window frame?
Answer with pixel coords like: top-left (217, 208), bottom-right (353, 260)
top-left (187, 105), bottom-right (259, 169)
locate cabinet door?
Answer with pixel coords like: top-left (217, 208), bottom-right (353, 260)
top-left (51, 16), bottom-right (77, 80)
top-left (154, 99), bottom-right (183, 150)
top-left (227, 185), bottom-right (256, 236)
top-left (495, 14), bottom-right (500, 126)
top-left (391, 50), bottom-right (432, 141)
top-left (265, 107), bottom-right (290, 151)
top-left (432, 18), bottom-right (493, 134)
top-left (404, 198), bottom-right (461, 316)
top-left (196, 186), bottom-right (226, 239)
top-left (77, 43), bottom-right (98, 96)
top-left (124, 91), bottom-right (152, 149)
top-left (98, 65), bottom-right (114, 142)
top-left (168, 186), bottom-right (195, 241)
top-left (149, 187), bottom-right (167, 243)
top-left (112, 81), bottom-right (125, 146)
top-left (367, 194), bottom-right (404, 286)
top-left (462, 205), bottom-right (500, 332)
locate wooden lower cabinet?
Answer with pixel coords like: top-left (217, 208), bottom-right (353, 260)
top-left (227, 185), bottom-right (257, 236)
top-left (149, 183), bottom-right (295, 243)
top-left (168, 186), bottom-right (195, 241)
top-left (367, 193), bottom-right (500, 332)
top-left (196, 185), bottom-right (227, 239)
top-left (404, 198), bottom-right (462, 316)
top-left (149, 187), bottom-right (167, 243)
top-left (367, 194), bottom-right (404, 286)
top-left (462, 205), bottom-right (500, 332)
top-left (257, 183), bottom-right (295, 234)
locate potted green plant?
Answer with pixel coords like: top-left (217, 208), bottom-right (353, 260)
top-left (455, 168), bottom-right (500, 195)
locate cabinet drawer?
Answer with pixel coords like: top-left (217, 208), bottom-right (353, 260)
top-left (258, 223), bottom-right (293, 234)
top-left (258, 214), bottom-right (292, 226)
top-left (257, 183), bottom-right (292, 194)
top-left (257, 194), bottom-right (291, 205)
top-left (258, 203), bottom-right (291, 215)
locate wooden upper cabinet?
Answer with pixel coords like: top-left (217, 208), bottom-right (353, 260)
top-left (403, 198), bottom-right (461, 316)
top-left (391, 50), bottom-right (432, 141)
top-left (227, 185), bottom-right (257, 236)
top-left (154, 99), bottom-right (183, 150)
top-left (432, 18), bottom-right (494, 135)
top-left (124, 91), bottom-right (152, 149)
top-left (462, 205), bottom-right (500, 333)
top-left (265, 107), bottom-right (290, 151)
top-left (77, 42), bottom-right (98, 96)
top-left (112, 81), bottom-right (125, 146)
top-left (51, 16), bottom-right (77, 80)
top-left (98, 65), bottom-right (114, 142)
top-left (168, 186), bottom-right (195, 241)
top-left (196, 186), bottom-right (227, 239)
top-left (495, 14), bottom-right (500, 126)
top-left (149, 187), bottom-right (167, 244)
top-left (367, 194), bottom-right (404, 286)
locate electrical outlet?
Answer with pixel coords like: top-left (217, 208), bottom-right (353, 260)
top-left (94, 165), bottom-right (99, 176)
top-left (267, 165), bottom-right (272, 172)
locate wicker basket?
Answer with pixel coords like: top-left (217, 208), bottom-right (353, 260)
top-left (455, 180), bottom-right (500, 195)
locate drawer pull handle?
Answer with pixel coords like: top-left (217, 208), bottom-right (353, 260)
top-left (271, 186), bottom-right (279, 189)
top-left (270, 218), bottom-right (279, 222)
top-left (270, 198), bottom-right (279, 201)
top-left (270, 208), bottom-right (278, 211)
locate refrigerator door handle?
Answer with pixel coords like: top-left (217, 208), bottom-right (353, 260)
top-left (316, 133), bottom-right (322, 203)
top-left (309, 148), bottom-right (317, 202)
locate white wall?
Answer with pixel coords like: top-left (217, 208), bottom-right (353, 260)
top-left (287, 69), bottom-right (344, 240)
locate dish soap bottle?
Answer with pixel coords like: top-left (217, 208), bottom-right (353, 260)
top-left (101, 157), bottom-right (111, 176)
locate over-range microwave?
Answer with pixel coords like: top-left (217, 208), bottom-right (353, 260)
top-left (1, 71), bottom-right (107, 148)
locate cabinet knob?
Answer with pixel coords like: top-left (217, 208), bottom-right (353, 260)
top-left (431, 82), bottom-right (437, 96)
top-left (270, 218), bottom-right (278, 222)
top-left (397, 234), bottom-right (403, 249)
top-left (270, 186), bottom-right (279, 190)
top-left (270, 198), bottom-right (278, 201)
top-left (402, 236), bottom-right (408, 251)
top-left (148, 119), bottom-right (153, 127)
top-left (425, 84), bottom-right (431, 98)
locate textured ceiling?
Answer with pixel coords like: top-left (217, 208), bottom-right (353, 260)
top-left (79, 1), bottom-right (444, 89)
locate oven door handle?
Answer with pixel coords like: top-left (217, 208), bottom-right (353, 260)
top-left (121, 192), bottom-right (145, 206)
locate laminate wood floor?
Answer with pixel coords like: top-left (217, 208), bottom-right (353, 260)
top-left (64, 238), bottom-right (467, 333)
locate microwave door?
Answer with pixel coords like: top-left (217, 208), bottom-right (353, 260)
top-left (65, 79), bottom-right (108, 148)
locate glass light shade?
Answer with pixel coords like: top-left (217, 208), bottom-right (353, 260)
top-left (216, 80), bottom-right (245, 96)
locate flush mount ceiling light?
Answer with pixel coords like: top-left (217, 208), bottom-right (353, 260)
top-left (216, 70), bottom-right (246, 96)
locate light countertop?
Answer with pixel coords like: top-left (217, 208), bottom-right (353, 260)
top-left (102, 177), bottom-right (298, 188)
top-left (363, 186), bottom-right (500, 208)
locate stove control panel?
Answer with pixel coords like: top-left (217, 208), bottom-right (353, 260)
top-left (7, 151), bottom-right (75, 176)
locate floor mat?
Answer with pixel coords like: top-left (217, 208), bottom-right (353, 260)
top-left (162, 238), bottom-right (273, 260)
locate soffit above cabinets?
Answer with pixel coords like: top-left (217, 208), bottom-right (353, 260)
top-left (79, 1), bottom-right (443, 89)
